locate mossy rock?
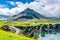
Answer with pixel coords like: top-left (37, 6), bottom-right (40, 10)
top-left (41, 32), bottom-right (45, 37)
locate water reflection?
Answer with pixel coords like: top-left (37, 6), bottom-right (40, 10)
top-left (38, 33), bottom-right (60, 40)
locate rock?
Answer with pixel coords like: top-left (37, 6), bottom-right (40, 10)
top-left (1, 25), bottom-right (10, 31)
top-left (10, 26), bottom-right (21, 34)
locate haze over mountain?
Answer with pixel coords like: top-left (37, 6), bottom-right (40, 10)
top-left (0, 14), bottom-right (10, 20)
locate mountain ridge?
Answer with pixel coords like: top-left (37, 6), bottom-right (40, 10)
top-left (11, 8), bottom-right (46, 21)
top-left (0, 8), bottom-right (60, 20)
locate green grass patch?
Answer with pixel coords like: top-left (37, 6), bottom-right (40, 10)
top-left (0, 19), bottom-right (60, 28)
top-left (0, 30), bottom-right (35, 40)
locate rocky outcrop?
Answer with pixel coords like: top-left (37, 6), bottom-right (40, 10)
top-left (10, 26), bottom-right (21, 34)
top-left (0, 25), bottom-right (21, 34)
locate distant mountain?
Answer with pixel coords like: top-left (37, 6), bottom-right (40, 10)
top-left (0, 8), bottom-right (60, 20)
top-left (10, 8), bottom-right (60, 21)
top-left (11, 8), bottom-right (46, 21)
top-left (0, 14), bottom-right (10, 20)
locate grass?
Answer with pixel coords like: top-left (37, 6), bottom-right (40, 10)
top-left (10, 19), bottom-right (60, 27)
top-left (0, 21), bottom-right (7, 28)
top-left (0, 30), bottom-right (35, 40)
top-left (0, 19), bottom-right (60, 28)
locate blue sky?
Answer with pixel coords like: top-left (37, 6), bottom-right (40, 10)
top-left (0, 0), bottom-right (35, 8)
top-left (0, 0), bottom-right (60, 19)
top-left (6, 0), bottom-right (35, 3)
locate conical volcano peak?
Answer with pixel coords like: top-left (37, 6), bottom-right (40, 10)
top-left (20, 8), bottom-right (34, 14)
top-left (11, 8), bottom-right (46, 21)
top-left (23, 8), bottom-right (33, 12)
top-left (25, 8), bottom-right (32, 11)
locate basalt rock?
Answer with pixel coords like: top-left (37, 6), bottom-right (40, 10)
top-left (1, 25), bottom-right (10, 31)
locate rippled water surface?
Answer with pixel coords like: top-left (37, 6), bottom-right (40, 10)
top-left (38, 33), bottom-right (60, 40)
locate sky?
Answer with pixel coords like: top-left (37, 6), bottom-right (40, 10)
top-left (0, 0), bottom-right (60, 18)
top-left (0, 0), bottom-right (35, 8)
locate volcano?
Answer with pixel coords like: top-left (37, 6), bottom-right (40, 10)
top-left (11, 8), bottom-right (46, 21)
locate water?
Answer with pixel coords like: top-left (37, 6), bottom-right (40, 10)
top-left (38, 33), bottom-right (60, 40)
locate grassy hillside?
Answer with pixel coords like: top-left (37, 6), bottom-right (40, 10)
top-left (0, 19), bottom-right (60, 40)
top-left (10, 18), bottom-right (60, 26)
top-left (0, 19), bottom-right (60, 28)
top-left (0, 30), bottom-right (35, 40)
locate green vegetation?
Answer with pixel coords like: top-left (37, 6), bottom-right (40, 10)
top-left (0, 19), bottom-right (60, 28)
top-left (0, 30), bottom-right (35, 40)
top-left (0, 20), bottom-right (7, 28)
top-left (11, 18), bottom-right (60, 27)
top-left (0, 19), bottom-right (60, 40)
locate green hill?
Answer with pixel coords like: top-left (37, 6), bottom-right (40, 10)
top-left (0, 30), bottom-right (35, 40)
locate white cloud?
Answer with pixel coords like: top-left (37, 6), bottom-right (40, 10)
top-left (10, 1), bottom-right (16, 6)
top-left (0, 8), bottom-right (10, 15)
top-left (6, 1), bottom-right (16, 6)
top-left (9, 2), bottom-right (28, 16)
top-left (28, 0), bottom-right (60, 18)
top-left (0, 0), bottom-right (60, 18)
top-left (0, 2), bottom-right (28, 16)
